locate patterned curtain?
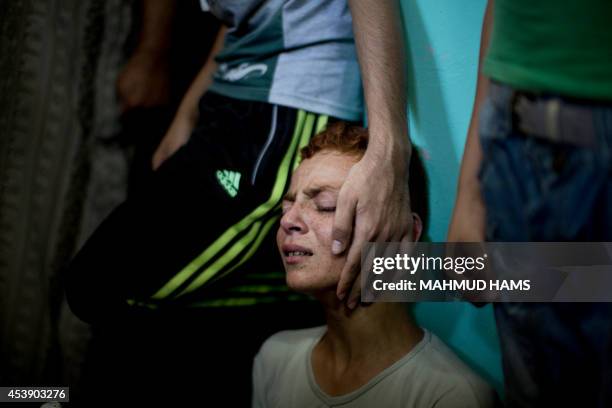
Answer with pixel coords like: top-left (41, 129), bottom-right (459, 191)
top-left (0, 0), bottom-right (133, 391)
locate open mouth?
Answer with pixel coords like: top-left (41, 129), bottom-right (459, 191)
top-left (284, 250), bottom-right (313, 257)
top-left (281, 244), bottom-right (314, 262)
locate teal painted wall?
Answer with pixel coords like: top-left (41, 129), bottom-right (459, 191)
top-left (399, 0), bottom-right (504, 393)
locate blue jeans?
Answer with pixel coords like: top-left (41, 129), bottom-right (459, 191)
top-left (479, 82), bottom-right (612, 407)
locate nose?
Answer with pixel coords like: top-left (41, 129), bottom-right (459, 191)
top-left (280, 204), bottom-right (308, 234)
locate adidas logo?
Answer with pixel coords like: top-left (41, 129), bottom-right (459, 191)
top-left (216, 169), bottom-right (241, 198)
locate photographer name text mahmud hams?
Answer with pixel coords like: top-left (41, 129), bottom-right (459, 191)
top-left (372, 279), bottom-right (531, 292)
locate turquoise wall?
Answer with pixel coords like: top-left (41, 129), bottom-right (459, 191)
top-left (399, 0), bottom-right (504, 393)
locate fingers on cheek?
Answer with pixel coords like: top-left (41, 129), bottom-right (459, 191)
top-left (390, 230), bottom-right (403, 242)
top-left (341, 250), bottom-right (360, 283)
top-left (348, 279), bottom-right (361, 309)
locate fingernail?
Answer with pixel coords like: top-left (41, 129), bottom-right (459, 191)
top-left (338, 291), bottom-right (346, 301)
top-left (348, 299), bottom-right (357, 309)
top-left (332, 240), bottom-right (342, 254)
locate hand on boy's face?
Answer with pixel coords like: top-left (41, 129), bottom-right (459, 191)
top-left (277, 151), bottom-right (358, 294)
top-left (333, 150), bottom-right (413, 309)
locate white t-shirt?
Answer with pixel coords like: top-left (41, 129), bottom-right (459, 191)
top-left (253, 326), bottom-right (496, 408)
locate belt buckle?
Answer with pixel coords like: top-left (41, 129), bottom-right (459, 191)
top-left (512, 93), bottom-right (562, 142)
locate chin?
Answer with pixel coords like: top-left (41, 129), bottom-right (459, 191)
top-left (286, 271), bottom-right (336, 295)
top-left (286, 274), bottom-right (317, 294)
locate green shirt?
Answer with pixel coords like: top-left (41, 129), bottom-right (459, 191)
top-left (484, 0), bottom-right (612, 101)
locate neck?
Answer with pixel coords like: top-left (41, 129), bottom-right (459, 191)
top-left (315, 291), bottom-right (423, 366)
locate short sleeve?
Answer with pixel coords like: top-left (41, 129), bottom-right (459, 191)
top-left (252, 350), bottom-right (267, 408)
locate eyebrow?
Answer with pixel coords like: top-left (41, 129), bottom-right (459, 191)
top-left (282, 184), bottom-right (340, 202)
top-left (282, 192), bottom-right (295, 202)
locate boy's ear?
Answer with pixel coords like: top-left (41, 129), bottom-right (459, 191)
top-left (412, 213), bottom-right (423, 242)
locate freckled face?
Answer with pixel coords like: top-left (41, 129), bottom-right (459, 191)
top-left (277, 151), bottom-right (358, 294)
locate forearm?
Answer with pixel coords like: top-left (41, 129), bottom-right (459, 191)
top-left (455, 0), bottom-right (494, 200)
top-left (455, 80), bottom-right (487, 200)
top-left (174, 26), bottom-right (227, 124)
top-left (348, 0), bottom-right (409, 162)
top-left (136, 0), bottom-right (176, 54)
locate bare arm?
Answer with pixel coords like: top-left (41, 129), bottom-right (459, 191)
top-left (447, 0), bottom-right (494, 242)
top-left (136, 0), bottom-right (175, 54)
top-left (116, 0), bottom-right (176, 112)
top-left (152, 25), bottom-right (227, 169)
top-left (335, 0), bottom-right (412, 308)
top-left (349, 0), bottom-right (410, 159)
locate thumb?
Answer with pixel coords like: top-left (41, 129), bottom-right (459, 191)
top-left (152, 148), bottom-right (164, 171)
top-left (331, 187), bottom-right (357, 255)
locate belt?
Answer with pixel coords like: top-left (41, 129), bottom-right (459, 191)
top-left (513, 93), bottom-right (596, 147)
top-left (490, 82), bottom-right (598, 147)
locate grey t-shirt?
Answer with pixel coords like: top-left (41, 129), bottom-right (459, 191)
top-left (201, 0), bottom-right (363, 121)
top-left (252, 326), bottom-right (496, 408)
